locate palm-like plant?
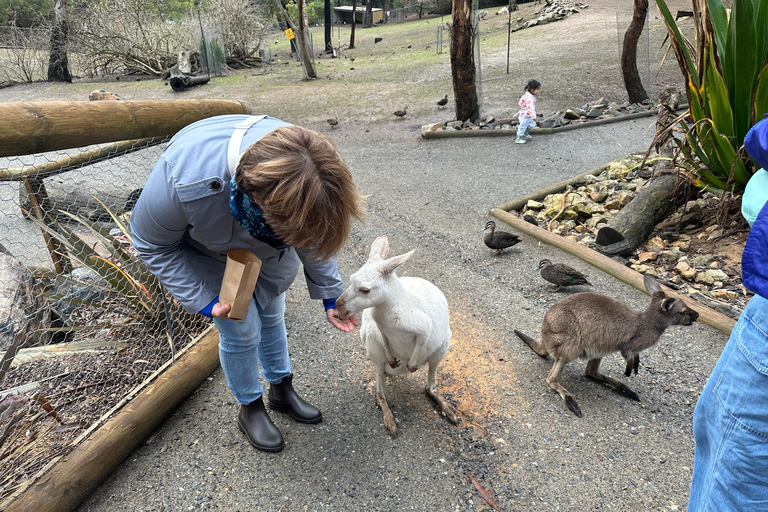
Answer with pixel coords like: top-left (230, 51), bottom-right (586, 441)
top-left (23, 198), bottom-right (205, 355)
top-left (656, 0), bottom-right (768, 194)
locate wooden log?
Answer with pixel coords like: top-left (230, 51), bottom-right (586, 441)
top-left (169, 69), bottom-right (210, 92)
top-left (4, 325), bottom-right (220, 512)
top-left (0, 99), bottom-right (247, 157)
top-left (596, 147), bottom-right (683, 252)
top-left (489, 207), bottom-right (736, 336)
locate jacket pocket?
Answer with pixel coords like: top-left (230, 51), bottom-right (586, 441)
top-left (176, 177), bottom-right (233, 246)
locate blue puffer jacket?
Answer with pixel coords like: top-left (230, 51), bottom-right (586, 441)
top-left (742, 196), bottom-right (768, 299)
top-left (742, 117), bottom-right (768, 299)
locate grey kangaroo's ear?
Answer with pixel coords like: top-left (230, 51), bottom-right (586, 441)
top-left (660, 297), bottom-right (676, 312)
top-left (644, 274), bottom-right (661, 294)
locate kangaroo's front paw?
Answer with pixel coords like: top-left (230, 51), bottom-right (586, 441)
top-left (387, 357), bottom-right (400, 368)
top-left (407, 363), bottom-right (418, 372)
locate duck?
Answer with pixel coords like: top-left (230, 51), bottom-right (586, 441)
top-left (436, 95), bottom-right (448, 109)
top-left (536, 259), bottom-right (592, 291)
top-left (394, 106), bottom-right (408, 119)
top-left (483, 221), bottom-right (521, 255)
top-left (327, 117), bottom-right (339, 128)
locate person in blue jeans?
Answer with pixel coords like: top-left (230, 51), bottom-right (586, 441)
top-left (130, 115), bottom-right (365, 452)
top-left (687, 115), bottom-right (768, 510)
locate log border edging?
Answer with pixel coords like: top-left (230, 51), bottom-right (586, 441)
top-left (489, 177), bottom-right (737, 337)
top-left (4, 326), bottom-right (221, 512)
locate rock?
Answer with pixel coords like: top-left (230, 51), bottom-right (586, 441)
top-left (539, 115), bottom-right (562, 129)
top-left (713, 289), bottom-right (738, 301)
top-left (638, 251), bottom-right (658, 262)
top-left (631, 263), bottom-right (657, 275)
top-left (690, 254), bottom-right (714, 266)
top-left (646, 236), bottom-right (666, 251)
top-left (695, 269), bottom-right (729, 284)
top-left (586, 107), bottom-right (603, 118)
top-left (674, 260), bottom-right (697, 281)
top-left (526, 200), bottom-right (545, 211)
top-left (564, 109), bottom-right (580, 120)
top-left (446, 120), bottom-right (463, 129)
top-left (589, 190), bottom-right (609, 203)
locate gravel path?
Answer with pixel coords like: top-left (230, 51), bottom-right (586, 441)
top-left (75, 118), bottom-right (726, 512)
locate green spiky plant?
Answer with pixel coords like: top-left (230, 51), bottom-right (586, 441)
top-left (23, 198), bottom-right (207, 356)
top-left (656, 0), bottom-right (768, 194)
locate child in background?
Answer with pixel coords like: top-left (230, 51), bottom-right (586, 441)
top-left (516, 79), bottom-right (540, 144)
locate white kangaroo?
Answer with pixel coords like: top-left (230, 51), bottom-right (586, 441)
top-left (335, 235), bottom-right (459, 436)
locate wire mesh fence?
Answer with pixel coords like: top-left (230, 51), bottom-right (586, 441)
top-left (0, 138), bottom-right (211, 507)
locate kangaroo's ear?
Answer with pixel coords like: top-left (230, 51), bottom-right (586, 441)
top-left (660, 297), bottom-right (676, 312)
top-left (643, 274), bottom-right (661, 294)
top-left (378, 250), bottom-right (415, 276)
top-left (367, 235), bottom-right (389, 263)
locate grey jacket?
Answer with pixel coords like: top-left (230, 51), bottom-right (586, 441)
top-left (129, 115), bottom-right (344, 314)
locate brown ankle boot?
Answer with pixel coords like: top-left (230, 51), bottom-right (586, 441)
top-left (268, 374), bottom-right (322, 424)
top-left (238, 397), bottom-right (284, 452)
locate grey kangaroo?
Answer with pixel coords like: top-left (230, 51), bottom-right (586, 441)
top-left (514, 274), bottom-right (699, 417)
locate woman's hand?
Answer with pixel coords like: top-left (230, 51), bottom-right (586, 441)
top-left (326, 308), bottom-right (358, 332)
top-left (211, 302), bottom-right (233, 319)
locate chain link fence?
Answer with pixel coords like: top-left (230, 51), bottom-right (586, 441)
top-left (0, 137), bottom-right (211, 507)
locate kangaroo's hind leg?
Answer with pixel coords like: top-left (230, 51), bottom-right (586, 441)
top-left (425, 358), bottom-right (459, 424)
top-left (372, 361), bottom-right (399, 437)
top-left (546, 358), bottom-right (582, 417)
top-left (585, 358), bottom-right (640, 401)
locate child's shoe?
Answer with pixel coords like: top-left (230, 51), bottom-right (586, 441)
top-left (515, 137), bottom-right (526, 144)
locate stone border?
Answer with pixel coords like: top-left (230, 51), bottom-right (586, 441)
top-left (421, 109), bottom-right (660, 138)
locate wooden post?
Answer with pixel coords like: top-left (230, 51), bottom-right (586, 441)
top-left (21, 178), bottom-right (71, 274)
top-left (0, 99), bottom-right (247, 158)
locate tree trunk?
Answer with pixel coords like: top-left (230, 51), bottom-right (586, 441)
top-left (47, 0), bottom-right (71, 82)
top-left (275, 0), bottom-right (316, 79)
top-left (450, 0), bottom-right (479, 122)
top-left (350, 0), bottom-right (356, 48)
top-left (363, 0), bottom-right (372, 28)
top-left (324, 0), bottom-right (332, 52)
top-left (596, 147), bottom-right (686, 253)
top-left (296, 0), bottom-right (317, 78)
top-left (621, 0), bottom-right (649, 104)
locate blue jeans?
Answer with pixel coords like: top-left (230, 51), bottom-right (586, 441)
top-left (517, 116), bottom-right (536, 138)
top-left (688, 294), bottom-right (768, 511)
top-left (213, 293), bottom-right (291, 405)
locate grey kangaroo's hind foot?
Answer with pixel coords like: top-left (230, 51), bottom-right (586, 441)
top-left (514, 329), bottom-right (550, 357)
top-left (585, 358), bottom-right (641, 402)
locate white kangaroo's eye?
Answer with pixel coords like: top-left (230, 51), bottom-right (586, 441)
top-left (359, 287), bottom-right (370, 294)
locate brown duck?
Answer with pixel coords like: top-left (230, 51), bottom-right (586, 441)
top-left (536, 258), bottom-right (592, 291)
top-left (483, 221), bottom-right (521, 255)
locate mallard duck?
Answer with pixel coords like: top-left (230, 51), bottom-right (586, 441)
top-left (483, 221), bottom-right (521, 255)
top-left (436, 95), bottom-right (448, 109)
top-left (394, 106), bottom-right (408, 119)
top-left (536, 259), bottom-right (592, 291)
top-left (327, 117), bottom-right (339, 128)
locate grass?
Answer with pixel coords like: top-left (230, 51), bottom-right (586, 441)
top-left (1, 2), bottom-right (687, 128)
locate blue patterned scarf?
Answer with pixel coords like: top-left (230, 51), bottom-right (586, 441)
top-left (229, 176), bottom-right (288, 249)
